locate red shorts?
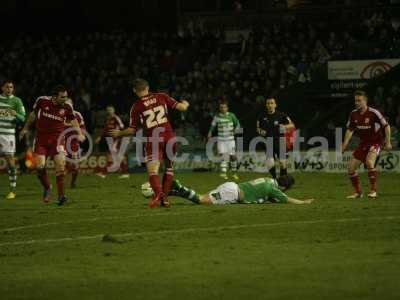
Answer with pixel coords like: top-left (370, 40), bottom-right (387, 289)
top-left (34, 135), bottom-right (65, 157)
top-left (353, 143), bottom-right (381, 163)
top-left (65, 140), bottom-right (81, 160)
top-left (145, 135), bottom-right (176, 163)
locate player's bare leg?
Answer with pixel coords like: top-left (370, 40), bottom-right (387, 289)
top-left (5, 155), bottom-right (17, 199)
top-left (147, 160), bottom-right (163, 208)
top-left (67, 161), bottom-right (79, 188)
top-left (365, 150), bottom-right (379, 198)
top-left (230, 154), bottom-right (239, 180)
top-left (347, 158), bottom-right (363, 199)
top-left (36, 154), bottom-right (52, 203)
top-left (54, 153), bottom-right (67, 205)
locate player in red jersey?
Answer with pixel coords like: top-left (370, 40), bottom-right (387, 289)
top-left (94, 105), bottom-right (129, 178)
top-left (341, 90), bottom-right (392, 199)
top-left (64, 100), bottom-right (86, 188)
top-left (20, 85), bottom-right (85, 205)
top-left (110, 78), bottom-right (189, 208)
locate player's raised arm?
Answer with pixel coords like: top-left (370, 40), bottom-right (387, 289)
top-left (175, 99), bottom-right (189, 112)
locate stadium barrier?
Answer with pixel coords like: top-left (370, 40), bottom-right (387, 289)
top-left (1, 151), bottom-right (398, 173)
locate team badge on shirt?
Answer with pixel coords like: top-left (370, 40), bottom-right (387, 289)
top-left (59, 109), bottom-right (65, 115)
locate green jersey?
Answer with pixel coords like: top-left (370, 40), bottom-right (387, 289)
top-left (0, 94), bottom-right (26, 136)
top-left (210, 112), bottom-right (240, 141)
top-left (238, 178), bottom-right (288, 204)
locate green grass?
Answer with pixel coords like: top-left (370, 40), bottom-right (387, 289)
top-left (0, 172), bottom-right (399, 300)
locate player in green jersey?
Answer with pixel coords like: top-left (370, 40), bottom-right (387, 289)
top-left (0, 80), bottom-right (26, 199)
top-left (208, 100), bottom-right (241, 180)
top-left (141, 175), bottom-right (313, 205)
top-left (169, 175), bottom-right (313, 205)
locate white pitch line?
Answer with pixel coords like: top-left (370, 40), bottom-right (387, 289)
top-left (0, 215), bottom-right (399, 247)
top-left (0, 211), bottom-right (211, 233)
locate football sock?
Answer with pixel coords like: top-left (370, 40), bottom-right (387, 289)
top-left (8, 166), bottom-right (17, 191)
top-left (37, 168), bottom-right (51, 190)
top-left (280, 168), bottom-right (287, 176)
top-left (120, 159), bottom-right (128, 174)
top-left (180, 187), bottom-right (200, 204)
top-left (230, 159), bottom-right (237, 172)
top-left (269, 166), bottom-right (277, 179)
top-left (149, 172), bottom-right (162, 196)
top-left (56, 174), bottom-right (65, 197)
top-left (221, 160), bottom-right (228, 173)
top-left (368, 168), bottom-right (377, 192)
top-left (162, 168), bottom-right (174, 196)
top-left (349, 171), bottom-right (362, 194)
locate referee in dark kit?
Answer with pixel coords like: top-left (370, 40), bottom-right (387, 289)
top-left (256, 96), bottom-right (296, 179)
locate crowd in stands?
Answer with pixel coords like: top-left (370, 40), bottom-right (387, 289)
top-left (0, 8), bottom-right (399, 147)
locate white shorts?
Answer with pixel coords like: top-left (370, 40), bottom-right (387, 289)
top-left (217, 140), bottom-right (236, 155)
top-left (208, 182), bottom-right (240, 205)
top-left (0, 135), bottom-right (16, 154)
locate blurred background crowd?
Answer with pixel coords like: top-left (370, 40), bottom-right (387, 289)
top-left (1, 4), bottom-right (399, 149)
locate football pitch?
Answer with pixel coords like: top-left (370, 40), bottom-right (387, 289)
top-left (0, 172), bottom-right (399, 300)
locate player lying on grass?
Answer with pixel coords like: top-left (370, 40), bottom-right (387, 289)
top-left (142, 175), bottom-right (314, 205)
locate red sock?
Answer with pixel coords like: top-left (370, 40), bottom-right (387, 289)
top-left (162, 168), bottom-right (174, 196)
top-left (368, 168), bottom-right (378, 192)
top-left (349, 172), bottom-right (362, 194)
top-left (37, 169), bottom-right (50, 189)
top-left (56, 174), bottom-right (65, 197)
top-left (120, 159), bottom-right (128, 174)
top-left (149, 172), bottom-right (162, 196)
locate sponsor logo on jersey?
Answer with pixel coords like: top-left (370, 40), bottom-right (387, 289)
top-left (42, 112), bottom-right (64, 122)
top-left (356, 125), bottom-right (372, 130)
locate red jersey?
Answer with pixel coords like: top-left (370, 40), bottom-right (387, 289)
top-left (33, 96), bottom-right (75, 137)
top-left (102, 114), bottom-right (124, 137)
top-left (129, 92), bottom-right (178, 137)
top-left (347, 107), bottom-right (388, 144)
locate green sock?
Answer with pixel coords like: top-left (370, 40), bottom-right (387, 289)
top-left (171, 180), bottom-right (200, 204)
top-left (8, 167), bottom-right (17, 192)
top-left (174, 185), bottom-right (200, 204)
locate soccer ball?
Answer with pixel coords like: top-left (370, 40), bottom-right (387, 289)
top-left (141, 182), bottom-right (154, 198)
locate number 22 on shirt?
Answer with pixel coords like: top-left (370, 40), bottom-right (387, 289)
top-left (143, 105), bottom-right (167, 129)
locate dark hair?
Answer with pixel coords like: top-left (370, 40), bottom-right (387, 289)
top-left (266, 96), bottom-right (277, 103)
top-left (277, 175), bottom-right (295, 190)
top-left (133, 78), bottom-right (149, 92)
top-left (219, 99), bottom-right (229, 106)
top-left (1, 79), bottom-right (14, 87)
top-left (52, 85), bottom-right (68, 96)
top-left (354, 90), bottom-right (368, 98)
